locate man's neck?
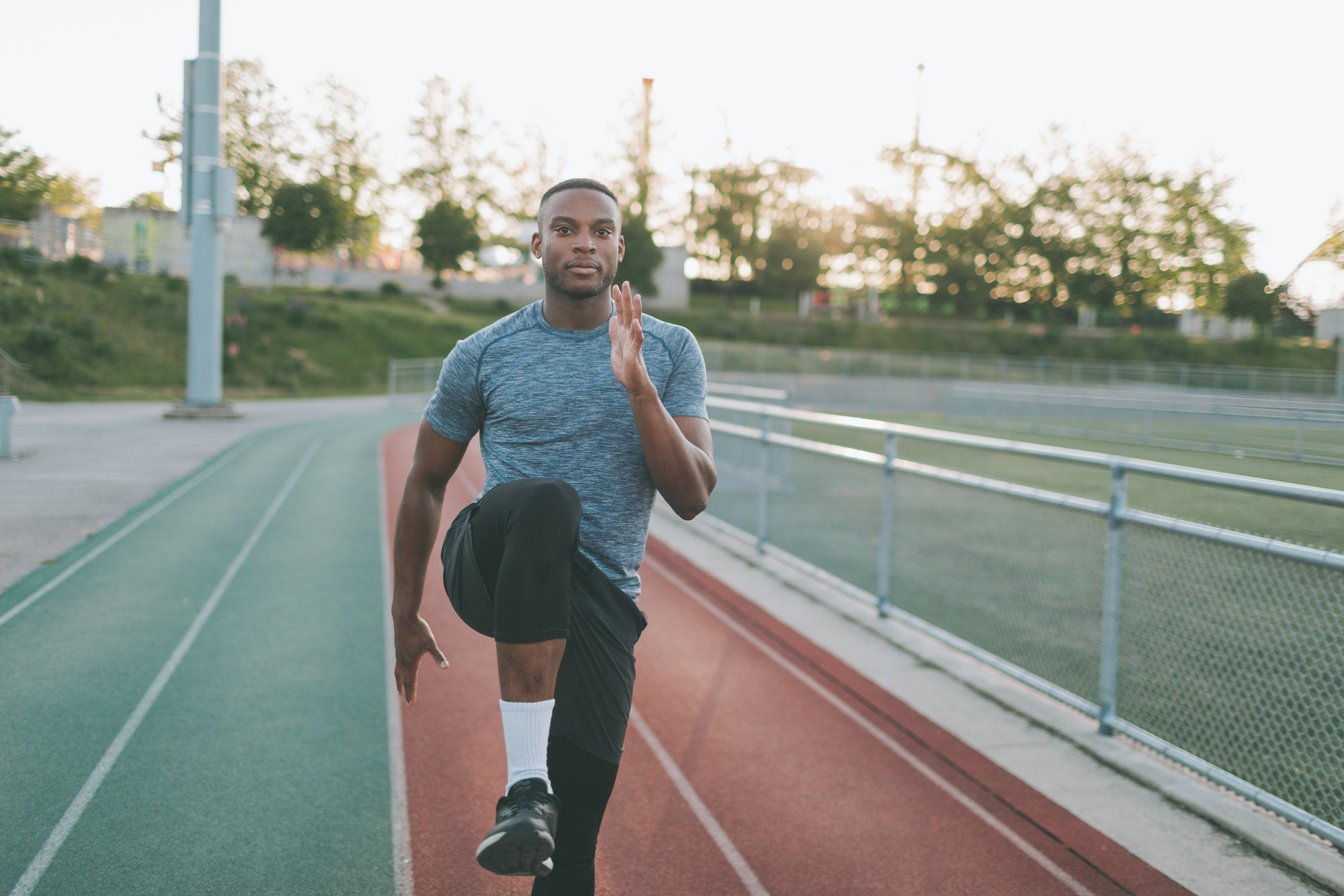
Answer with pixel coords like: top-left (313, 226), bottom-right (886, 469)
top-left (541, 292), bottom-right (611, 331)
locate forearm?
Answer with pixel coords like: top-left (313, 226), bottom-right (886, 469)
top-left (628, 388), bottom-right (716, 519)
top-left (390, 480), bottom-right (445, 618)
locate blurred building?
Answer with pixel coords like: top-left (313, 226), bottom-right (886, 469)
top-left (95, 207), bottom-right (690, 309)
top-left (1178, 310), bottom-right (1255, 341)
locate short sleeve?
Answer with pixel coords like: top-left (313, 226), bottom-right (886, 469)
top-left (423, 339), bottom-right (484, 442)
top-left (661, 329), bottom-right (708, 420)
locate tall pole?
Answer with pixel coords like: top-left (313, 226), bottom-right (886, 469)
top-left (637, 77), bottom-right (653, 216)
top-left (171, 0), bottom-right (237, 417)
top-left (910, 63), bottom-right (925, 216)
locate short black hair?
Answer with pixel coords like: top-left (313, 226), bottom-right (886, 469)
top-left (537, 178), bottom-right (620, 227)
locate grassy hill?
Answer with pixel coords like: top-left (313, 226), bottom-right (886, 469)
top-left (0, 255), bottom-right (505, 401)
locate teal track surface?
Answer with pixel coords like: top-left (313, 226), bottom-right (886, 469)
top-left (0, 409), bottom-right (418, 896)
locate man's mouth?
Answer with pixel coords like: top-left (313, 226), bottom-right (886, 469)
top-left (567, 262), bottom-right (600, 273)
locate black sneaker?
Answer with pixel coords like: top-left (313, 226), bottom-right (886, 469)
top-left (475, 778), bottom-right (560, 877)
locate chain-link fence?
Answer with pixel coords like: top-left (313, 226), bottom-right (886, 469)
top-left (706, 396), bottom-right (1344, 849)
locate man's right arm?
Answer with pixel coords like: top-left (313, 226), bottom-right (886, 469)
top-left (391, 420), bottom-right (470, 703)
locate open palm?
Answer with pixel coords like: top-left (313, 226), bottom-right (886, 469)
top-left (609, 281), bottom-right (651, 393)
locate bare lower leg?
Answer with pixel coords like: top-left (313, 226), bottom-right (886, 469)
top-left (497, 639), bottom-right (566, 702)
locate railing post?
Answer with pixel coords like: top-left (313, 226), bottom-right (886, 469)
top-left (1098, 464), bottom-right (1128, 736)
top-left (876, 432), bottom-right (898, 618)
top-left (755, 414), bottom-right (772, 553)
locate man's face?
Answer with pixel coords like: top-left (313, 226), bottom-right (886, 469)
top-left (532, 189), bottom-right (624, 300)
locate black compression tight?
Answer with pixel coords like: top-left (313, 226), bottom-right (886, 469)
top-left (531, 735), bottom-right (621, 896)
top-left (468, 478), bottom-right (582, 643)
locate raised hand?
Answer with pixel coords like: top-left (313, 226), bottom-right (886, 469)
top-left (609, 280), bottom-right (653, 395)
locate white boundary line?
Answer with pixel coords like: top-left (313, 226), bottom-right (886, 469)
top-left (378, 441), bottom-right (415, 896)
top-left (643, 555), bottom-right (1098, 896)
top-left (629, 708), bottom-right (771, 896)
top-left (0, 439), bottom-right (251, 631)
top-left (8, 440), bottom-right (322, 896)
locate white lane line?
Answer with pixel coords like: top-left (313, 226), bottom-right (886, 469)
top-left (629, 708), bottom-right (772, 896)
top-left (0, 439), bottom-right (253, 631)
top-left (8, 440), bottom-right (322, 896)
top-left (644, 556), bottom-right (1097, 896)
top-left (377, 441), bottom-right (415, 896)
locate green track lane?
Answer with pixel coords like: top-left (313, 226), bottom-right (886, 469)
top-left (0, 409), bottom-right (418, 896)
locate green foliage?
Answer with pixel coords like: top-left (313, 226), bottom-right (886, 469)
top-left (757, 223), bottom-right (825, 299)
top-left (223, 59), bottom-right (300, 217)
top-left (689, 158), bottom-right (818, 283)
top-left (0, 128), bottom-right (56, 221)
top-left (262, 181), bottom-right (351, 254)
top-left (379, 280), bottom-right (403, 296)
top-left (311, 78), bottom-right (380, 218)
top-left (618, 212), bottom-right (662, 297)
top-left (415, 198), bottom-right (481, 283)
top-left (1222, 272), bottom-right (1276, 327)
top-left (403, 76), bottom-right (499, 234)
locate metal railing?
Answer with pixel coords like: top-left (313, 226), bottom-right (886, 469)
top-left (706, 395), bottom-right (1344, 849)
top-left (946, 383), bottom-right (1344, 465)
top-left (703, 342), bottom-right (1344, 399)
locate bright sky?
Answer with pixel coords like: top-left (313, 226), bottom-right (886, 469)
top-left (4, 0), bottom-right (1342, 305)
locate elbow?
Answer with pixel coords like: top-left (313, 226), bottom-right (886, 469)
top-left (671, 471), bottom-right (716, 521)
top-left (673, 498), bottom-right (708, 521)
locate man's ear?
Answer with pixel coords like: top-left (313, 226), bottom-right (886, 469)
top-left (530, 232), bottom-right (542, 258)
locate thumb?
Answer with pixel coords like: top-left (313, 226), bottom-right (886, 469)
top-left (430, 641), bottom-right (449, 669)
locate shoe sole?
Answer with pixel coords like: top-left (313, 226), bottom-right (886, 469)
top-left (475, 828), bottom-right (555, 877)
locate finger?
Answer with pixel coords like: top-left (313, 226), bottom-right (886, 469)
top-left (631, 289), bottom-right (643, 320)
top-left (430, 641), bottom-right (449, 669)
top-left (402, 656), bottom-right (419, 704)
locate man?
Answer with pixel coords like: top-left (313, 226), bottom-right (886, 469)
top-left (390, 177), bottom-right (716, 895)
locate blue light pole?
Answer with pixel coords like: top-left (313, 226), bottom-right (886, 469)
top-left (169, 0), bottom-right (238, 418)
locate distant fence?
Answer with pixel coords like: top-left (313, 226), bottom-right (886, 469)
top-left (946, 383), bottom-right (1344, 465)
top-left (703, 342), bottom-right (1344, 399)
top-left (706, 395), bottom-right (1344, 849)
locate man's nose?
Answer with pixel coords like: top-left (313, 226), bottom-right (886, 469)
top-left (574, 230), bottom-right (596, 251)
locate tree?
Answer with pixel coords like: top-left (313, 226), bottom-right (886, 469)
top-left (0, 128), bottom-right (56, 221)
top-left (146, 60), bottom-right (297, 217)
top-left (619, 212), bottom-right (663, 297)
top-left (403, 77), bottom-right (497, 227)
top-left (1222, 272), bottom-right (1276, 329)
top-left (689, 158), bottom-right (818, 287)
top-left (127, 192), bottom-right (169, 210)
top-left (261, 180), bottom-right (349, 254)
top-left (415, 198), bottom-right (481, 287)
top-left (223, 59), bottom-right (298, 217)
top-left (309, 78), bottom-right (382, 262)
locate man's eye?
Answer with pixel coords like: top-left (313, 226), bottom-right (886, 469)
top-left (597, 229), bottom-right (612, 237)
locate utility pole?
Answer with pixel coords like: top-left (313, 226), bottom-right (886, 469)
top-left (636, 77), bottom-right (654, 217)
top-left (910, 62), bottom-right (925, 216)
top-left (168, 0), bottom-right (238, 418)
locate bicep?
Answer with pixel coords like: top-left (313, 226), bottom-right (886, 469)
top-left (408, 420), bottom-right (470, 495)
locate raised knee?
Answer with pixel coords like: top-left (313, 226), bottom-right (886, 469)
top-left (512, 479), bottom-right (581, 533)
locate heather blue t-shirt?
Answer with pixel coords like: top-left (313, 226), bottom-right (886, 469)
top-left (424, 300), bottom-right (708, 598)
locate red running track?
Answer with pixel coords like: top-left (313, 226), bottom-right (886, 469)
top-left (381, 426), bottom-right (1192, 896)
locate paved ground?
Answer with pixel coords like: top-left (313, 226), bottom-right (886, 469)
top-left (2, 398), bottom-right (1341, 895)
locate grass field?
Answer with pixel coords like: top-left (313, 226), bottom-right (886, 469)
top-left (707, 407), bottom-right (1344, 834)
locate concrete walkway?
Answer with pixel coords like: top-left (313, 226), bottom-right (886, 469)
top-left (2, 397), bottom-right (1340, 895)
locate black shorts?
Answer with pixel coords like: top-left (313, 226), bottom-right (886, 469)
top-left (440, 499), bottom-right (648, 764)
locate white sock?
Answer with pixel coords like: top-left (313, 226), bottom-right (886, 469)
top-left (500, 699), bottom-right (554, 793)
